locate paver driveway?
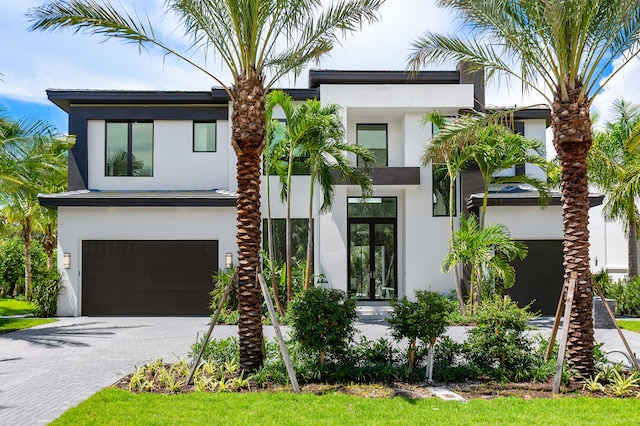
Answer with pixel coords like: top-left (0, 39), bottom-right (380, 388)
top-left (1, 316), bottom-right (639, 425)
top-left (0, 317), bottom-right (216, 425)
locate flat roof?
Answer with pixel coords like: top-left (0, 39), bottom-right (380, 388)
top-left (466, 186), bottom-right (603, 209)
top-left (38, 190), bottom-right (237, 208)
top-left (309, 69), bottom-right (462, 88)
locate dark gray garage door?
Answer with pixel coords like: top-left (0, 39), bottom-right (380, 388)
top-left (82, 240), bottom-right (218, 315)
top-left (506, 240), bottom-right (564, 315)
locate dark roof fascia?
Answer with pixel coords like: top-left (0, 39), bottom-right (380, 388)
top-left (308, 70), bottom-right (461, 88)
top-left (272, 88), bottom-right (319, 101)
top-left (465, 192), bottom-right (604, 209)
top-left (487, 107), bottom-right (552, 126)
top-left (47, 89), bottom-right (231, 112)
top-left (38, 191), bottom-right (237, 209)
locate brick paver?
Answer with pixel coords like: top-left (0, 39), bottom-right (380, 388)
top-left (1, 317), bottom-right (639, 425)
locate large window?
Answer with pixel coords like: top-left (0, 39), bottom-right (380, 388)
top-left (106, 122), bottom-right (153, 176)
top-left (262, 219), bottom-right (312, 265)
top-left (432, 164), bottom-right (456, 217)
top-left (194, 122), bottom-right (216, 152)
top-left (357, 124), bottom-right (387, 167)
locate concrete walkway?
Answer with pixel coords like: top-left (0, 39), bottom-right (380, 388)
top-left (1, 317), bottom-right (639, 425)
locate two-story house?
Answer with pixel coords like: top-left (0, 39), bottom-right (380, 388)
top-left (40, 67), bottom-right (599, 317)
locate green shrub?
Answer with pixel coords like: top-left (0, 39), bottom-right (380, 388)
top-left (463, 296), bottom-right (538, 379)
top-left (30, 270), bottom-right (61, 317)
top-left (210, 267), bottom-right (238, 312)
top-left (190, 336), bottom-right (239, 365)
top-left (261, 251), bottom-right (305, 310)
top-left (0, 236), bottom-right (49, 298)
top-left (288, 287), bottom-right (357, 364)
top-left (387, 290), bottom-right (453, 370)
top-left (599, 273), bottom-right (640, 316)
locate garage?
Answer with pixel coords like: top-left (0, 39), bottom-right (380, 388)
top-left (82, 240), bottom-right (218, 316)
top-left (506, 239), bottom-right (564, 315)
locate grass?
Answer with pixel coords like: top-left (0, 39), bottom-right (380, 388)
top-left (618, 319), bottom-right (640, 333)
top-left (51, 388), bottom-right (640, 426)
top-left (0, 317), bottom-right (55, 334)
top-left (0, 297), bottom-right (35, 316)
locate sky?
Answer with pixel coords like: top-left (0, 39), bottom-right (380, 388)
top-left (2, 0), bottom-right (640, 140)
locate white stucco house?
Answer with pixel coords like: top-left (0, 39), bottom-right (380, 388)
top-left (40, 67), bottom-right (603, 317)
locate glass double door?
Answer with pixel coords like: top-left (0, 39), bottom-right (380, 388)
top-left (349, 219), bottom-right (396, 300)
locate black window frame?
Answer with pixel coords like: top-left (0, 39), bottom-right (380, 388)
top-left (356, 123), bottom-right (388, 167)
top-left (105, 121), bottom-right (154, 177)
top-left (193, 121), bottom-right (217, 153)
top-left (432, 164), bottom-right (456, 217)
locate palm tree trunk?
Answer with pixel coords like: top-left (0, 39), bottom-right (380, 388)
top-left (286, 151), bottom-right (294, 302)
top-left (231, 70), bottom-right (266, 373)
top-left (266, 152), bottom-right (286, 317)
top-left (448, 167), bottom-right (466, 315)
top-left (628, 206), bottom-right (638, 278)
top-left (304, 172), bottom-right (315, 289)
top-left (23, 217), bottom-right (33, 300)
top-left (552, 84), bottom-right (595, 377)
top-left (44, 223), bottom-right (56, 272)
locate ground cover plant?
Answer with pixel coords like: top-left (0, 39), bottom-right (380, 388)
top-left (50, 387), bottom-right (640, 426)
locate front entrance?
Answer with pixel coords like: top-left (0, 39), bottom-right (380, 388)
top-left (348, 198), bottom-right (397, 301)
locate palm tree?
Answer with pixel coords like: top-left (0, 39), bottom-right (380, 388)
top-left (0, 114), bottom-right (72, 298)
top-left (265, 92), bottom-right (374, 289)
top-left (422, 112), bottom-right (475, 314)
top-left (470, 124), bottom-right (549, 230)
top-left (28, 0), bottom-right (383, 372)
top-left (408, 0), bottom-right (640, 377)
top-left (299, 100), bottom-right (374, 289)
top-left (589, 99), bottom-right (640, 278)
top-left (442, 213), bottom-right (527, 313)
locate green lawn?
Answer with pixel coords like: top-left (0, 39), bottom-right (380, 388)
top-left (51, 388), bottom-right (640, 426)
top-left (0, 297), bottom-right (35, 316)
top-left (618, 319), bottom-right (640, 333)
top-left (0, 317), bottom-right (55, 334)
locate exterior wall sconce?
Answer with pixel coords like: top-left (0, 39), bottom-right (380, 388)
top-left (225, 253), bottom-right (233, 270)
top-left (63, 253), bottom-right (71, 269)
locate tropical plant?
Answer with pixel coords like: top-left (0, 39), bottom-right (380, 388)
top-left (0, 112), bottom-right (72, 299)
top-left (468, 124), bottom-right (549, 229)
top-left (422, 112), bottom-right (474, 315)
top-left (408, 0), bottom-right (640, 376)
top-left (442, 213), bottom-right (527, 310)
top-left (265, 91), bottom-right (373, 290)
top-left (29, 0), bottom-right (384, 372)
top-left (588, 99), bottom-right (640, 277)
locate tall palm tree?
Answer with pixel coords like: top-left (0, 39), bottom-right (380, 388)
top-left (422, 112), bottom-right (475, 314)
top-left (589, 99), bottom-right (640, 278)
top-left (408, 0), bottom-right (640, 377)
top-left (298, 100), bottom-right (374, 289)
top-left (28, 0), bottom-right (383, 372)
top-left (266, 92), bottom-right (374, 289)
top-left (0, 114), bottom-right (72, 298)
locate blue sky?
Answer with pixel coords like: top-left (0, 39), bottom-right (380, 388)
top-left (1, 0), bottom-right (638, 134)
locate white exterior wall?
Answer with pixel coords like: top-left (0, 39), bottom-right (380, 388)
top-left (56, 206), bottom-right (236, 316)
top-left (589, 205), bottom-right (629, 278)
top-left (87, 119), bottom-right (231, 190)
top-left (484, 205), bottom-right (563, 239)
top-left (315, 84), bottom-right (475, 300)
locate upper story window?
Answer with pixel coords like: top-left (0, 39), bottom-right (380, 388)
top-left (194, 122), bottom-right (216, 152)
top-left (432, 164), bottom-right (456, 217)
top-left (357, 124), bottom-right (387, 167)
top-left (105, 122), bottom-right (153, 177)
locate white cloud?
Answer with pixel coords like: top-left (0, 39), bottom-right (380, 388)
top-left (591, 58), bottom-right (640, 127)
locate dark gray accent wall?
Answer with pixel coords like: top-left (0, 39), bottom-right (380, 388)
top-left (332, 167), bottom-right (420, 186)
top-left (457, 62), bottom-right (485, 111)
top-left (66, 105), bottom-right (229, 190)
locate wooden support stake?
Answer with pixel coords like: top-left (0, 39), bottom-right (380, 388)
top-left (257, 272), bottom-right (300, 393)
top-left (546, 284), bottom-right (566, 360)
top-left (593, 280), bottom-right (640, 371)
top-left (553, 275), bottom-right (576, 394)
top-left (187, 271), bottom-right (236, 385)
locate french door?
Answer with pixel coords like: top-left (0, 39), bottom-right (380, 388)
top-left (348, 219), bottom-right (396, 300)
